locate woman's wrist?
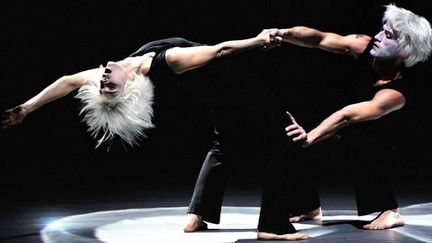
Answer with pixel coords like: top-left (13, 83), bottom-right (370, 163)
top-left (21, 103), bottom-right (32, 115)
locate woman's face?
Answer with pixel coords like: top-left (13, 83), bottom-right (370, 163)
top-left (370, 23), bottom-right (401, 59)
top-left (100, 61), bottom-right (128, 98)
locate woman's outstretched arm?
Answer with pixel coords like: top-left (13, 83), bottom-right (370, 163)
top-left (1, 68), bottom-right (100, 129)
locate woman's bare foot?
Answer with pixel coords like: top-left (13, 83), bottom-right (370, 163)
top-left (258, 231), bottom-right (309, 241)
top-left (290, 207), bottom-right (322, 223)
top-left (363, 208), bottom-right (404, 230)
top-left (183, 213), bottom-right (208, 232)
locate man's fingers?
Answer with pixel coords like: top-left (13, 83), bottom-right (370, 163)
top-left (292, 134), bottom-right (306, 142)
top-left (286, 111), bottom-right (298, 124)
top-left (288, 133), bottom-right (306, 142)
top-left (287, 129), bottom-right (303, 137)
top-left (271, 36), bottom-right (283, 46)
top-left (285, 124), bottom-right (299, 131)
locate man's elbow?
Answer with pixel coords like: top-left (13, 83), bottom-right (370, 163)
top-left (343, 110), bottom-right (382, 124)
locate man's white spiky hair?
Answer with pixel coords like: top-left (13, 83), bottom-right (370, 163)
top-left (383, 3), bottom-right (432, 67)
top-left (75, 71), bottom-right (155, 148)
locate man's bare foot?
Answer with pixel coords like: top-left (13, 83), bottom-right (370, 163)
top-left (290, 207), bottom-right (322, 223)
top-left (183, 213), bottom-right (208, 232)
top-left (363, 208), bottom-right (404, 230)
top-left (258, 231), bottom-right (309, 241)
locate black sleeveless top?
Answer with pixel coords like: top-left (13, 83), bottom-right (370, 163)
top-left (128, 38), bottom-right (215, 134)
top-left (347, 40), bottom-right (413, 144)
top-left (129, 37), bottom-right (202, 87)
top-left (127, 37), bottom-right (287, 149)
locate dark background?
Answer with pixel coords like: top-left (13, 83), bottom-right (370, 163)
top-left (1, 0), bottom-right (431, 201)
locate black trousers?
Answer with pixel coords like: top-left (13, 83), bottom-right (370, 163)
top-left (186, 58), bottom-right (321, 233)
top-left (344, 131), bottom-right (399, 215)
top-left (187, 132), bottom-right (321, 233)
top-left (187, 139), bottom-right (226, 223)
top-left (258, 140), bottom-right (321, 234)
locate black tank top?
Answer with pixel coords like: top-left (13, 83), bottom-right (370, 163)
top-left (129, 37), bottom-right (202, 87)
top-left (349, 40), bottom-right (413, 143)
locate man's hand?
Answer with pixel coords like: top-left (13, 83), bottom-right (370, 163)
top-left (285, 111), bottom-right (309, 146)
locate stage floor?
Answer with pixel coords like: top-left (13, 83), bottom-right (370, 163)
top-left (1, 176), bottom-right (431, 243)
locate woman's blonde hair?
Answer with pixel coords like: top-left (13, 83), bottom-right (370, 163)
top-left (75, 71), bottom-right (155, 148)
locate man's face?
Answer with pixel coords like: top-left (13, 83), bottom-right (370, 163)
top-left (370, 23), bottom-right (401, 59)
top-left (99, 61), bottom-right (128, 98)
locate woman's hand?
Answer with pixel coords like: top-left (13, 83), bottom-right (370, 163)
top-left (1, 105), bottom-right (28, 129)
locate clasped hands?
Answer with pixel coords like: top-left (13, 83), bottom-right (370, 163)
top-left (259, 28), bottom-right (284, 51)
